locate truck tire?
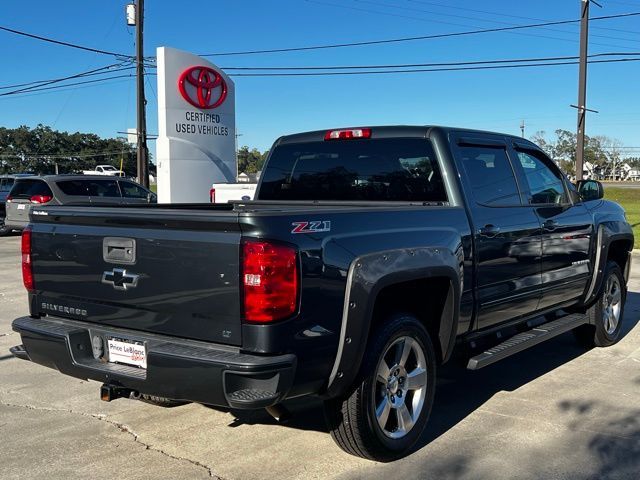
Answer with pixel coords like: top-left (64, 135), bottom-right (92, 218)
top-left (323, 314), bottom-right (436, 461)
top-left (574, 261), bottom-right (626, 348)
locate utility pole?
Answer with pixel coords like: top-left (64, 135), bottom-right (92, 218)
top-left (135, 0), bottom-right (149, 187)
top-left (575, 0), bottom-right (597, 181)
top-left (520, 120), bottom-right (525, 138)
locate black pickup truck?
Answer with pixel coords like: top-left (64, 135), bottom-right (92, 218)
top-left (11, 126), bottom-right (634, 461)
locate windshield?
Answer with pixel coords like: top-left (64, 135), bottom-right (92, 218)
top-left (258, 138), bottom-right (447, 202)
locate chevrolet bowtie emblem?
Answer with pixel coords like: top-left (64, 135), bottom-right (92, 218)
top-left (102, 268), bottom-right (140, 291)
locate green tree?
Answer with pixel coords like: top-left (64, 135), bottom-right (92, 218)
top-left (236, 145), bottom-right (267, 176)
top-left (530, 129), bottom-right (623, 178)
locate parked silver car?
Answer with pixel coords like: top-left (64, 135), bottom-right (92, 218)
top-left (4, 175), bottom-right (156, 232)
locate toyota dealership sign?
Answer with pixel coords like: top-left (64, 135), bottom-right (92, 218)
top-left (156, 47), bottom-right (236, 203)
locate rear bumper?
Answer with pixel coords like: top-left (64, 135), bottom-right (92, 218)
top-left (4, 217), bottom-right (28, 231)
top-left (12, 316), bottom-right (296, 409)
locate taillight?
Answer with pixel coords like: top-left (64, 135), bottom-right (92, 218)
top-left (6, 194), bottom-right (12, 203)
top-left (30, 194), bottom-right (53, 204)
top-left (242, 239), bottom-right (299, 323)
top-left (324, 128), bottom-right (372, 140)
top-left (210, 188), bottom-right (216, 203)
top-left (22, 226), bottom-right (34, 291)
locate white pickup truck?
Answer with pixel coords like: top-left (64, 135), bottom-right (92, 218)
top-left (209, 183), bottom-right (257, 203)
top-left (82, 165), bottom-right (126, 176)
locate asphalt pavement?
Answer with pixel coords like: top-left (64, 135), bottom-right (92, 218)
top-left (0, 234), bottom-right (638, 479)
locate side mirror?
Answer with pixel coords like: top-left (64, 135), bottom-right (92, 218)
top-left (576, 179), bottom-right (604, 201)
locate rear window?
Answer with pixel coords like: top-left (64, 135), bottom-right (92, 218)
top-left (9, 179), bottom-right (53, 199)
top-left (57, 179), bottom-right (121, 197)
top-left (258, 138), bottom-right (447, 202)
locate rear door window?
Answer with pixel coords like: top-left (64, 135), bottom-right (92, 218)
top-left (57, 179), bottom-right (121, 197)
top-left (86, 180), bottom-right (121, 197)
top-left (459, 146), bottom-right (522, 207)
top-left (8, 179), bottom-right (53, 200)
top-left (258, 138), bottom-right (447, 202)
top-left (57, 180), bottom-right (90, 196)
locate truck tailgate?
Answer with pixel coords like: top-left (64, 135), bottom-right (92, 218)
top-left (29, 205), bottom-right (242, 346)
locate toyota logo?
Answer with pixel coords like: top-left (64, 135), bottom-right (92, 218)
top-left (178, 66), bottom-right (228, 109)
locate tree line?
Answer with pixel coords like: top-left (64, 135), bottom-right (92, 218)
top-left (531, 129), bottom-right (638, 179)
top-left (0, 124), bottom-right (138, 175)
top-left (0, 124), bottom-right (269, 179)
top-left (2, 124), bottom-right (635, 181)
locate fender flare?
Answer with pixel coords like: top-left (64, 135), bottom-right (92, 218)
top-left (582, 222), bottom-right (634, 309)
top-left (324, 246), bottom-right (462, 398)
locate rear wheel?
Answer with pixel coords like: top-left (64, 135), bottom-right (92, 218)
top-left (323, 314), bottom-right (436, 461)
top-left (0, 217), bottom-right (9, 236)
top-left (574, 261), bottom-right (626, 348)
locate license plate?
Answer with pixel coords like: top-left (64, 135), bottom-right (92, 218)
top-left (17, 204), bottom-right (26, 210)
top-left (107, 337), bottom-right (147, 369)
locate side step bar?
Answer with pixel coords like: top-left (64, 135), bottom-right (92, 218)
top-left (467, 313), bottom-right (588, 370)
top-left (9, 344), bottom-right (31, 361)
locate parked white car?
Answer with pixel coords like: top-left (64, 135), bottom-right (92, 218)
top-left (82, 165), bottom-right (125, 176)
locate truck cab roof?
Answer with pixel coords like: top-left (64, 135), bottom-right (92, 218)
top-left (274, 125), bottom-right (542, 151)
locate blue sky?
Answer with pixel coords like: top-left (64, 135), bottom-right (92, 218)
top-left (1, 0), bottom-right (639, 158)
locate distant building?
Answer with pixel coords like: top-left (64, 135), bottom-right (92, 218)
top-left (237, 171), bottom-right (261, 183)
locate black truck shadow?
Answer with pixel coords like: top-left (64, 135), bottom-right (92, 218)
top-left (219, 291), bottom-right (640, 449)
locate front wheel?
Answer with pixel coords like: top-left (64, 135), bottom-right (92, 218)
top-left (323, 314), bottom-right (436, 461)
top-left (574, 261), bottom-right (626, 348)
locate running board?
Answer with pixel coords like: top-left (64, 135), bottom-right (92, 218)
top-left (467, 313), bottom-right (588, 370)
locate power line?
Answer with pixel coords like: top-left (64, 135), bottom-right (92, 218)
top-left (377, 0), bottom-right (640, 41)
top-left (16, 52), bottom-right (639, 88)
top-left (0, 63), bottom-right (132, 95)
top-left (0, 25), bottom-right (133, 59)
top-left (353, 0), bottom-right (640, 44)
top-left (198, 11), bottom-right (640, 56)
top-left (224, 57), bottom-right (640, 76)
top-left (0, 65), bottom-right (134, 91)
top-left (308, 0), bottom-right (640, 51)
top-left (2, 54), bottom-right (640, 99)
top-left (0, 74), bottom-right (135, 97)
top-left (0, 150), bottom-right (133, 159)
top-left (218, 52), bottom-right (640, 71)
top-left (406, 0), bottom-right (640, 35)
top-left (2, 57), bottom-right (639, 97)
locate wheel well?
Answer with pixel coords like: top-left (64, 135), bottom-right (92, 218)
top-left (371, 278), bottom-right (450, 363)
top-left (607, 239), bottom-right (632, 273)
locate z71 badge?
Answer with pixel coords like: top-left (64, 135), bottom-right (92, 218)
top-left (291, 220), bottom-right (331, 234)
